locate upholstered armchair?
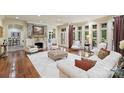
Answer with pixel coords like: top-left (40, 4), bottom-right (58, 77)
top-left (71, 40), bottom-right (81, 50)
top-left (50, 39), bottom-right (58, 50)
top-left (91, 42), bottom-right (108, 55)
top-left (24, 39), bottom-right (38, 53)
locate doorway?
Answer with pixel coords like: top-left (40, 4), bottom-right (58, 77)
top-left (7, 24), bottom-right (24, 52)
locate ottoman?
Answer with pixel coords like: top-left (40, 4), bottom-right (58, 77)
top-left (48, 50), bottom-right (68, 61)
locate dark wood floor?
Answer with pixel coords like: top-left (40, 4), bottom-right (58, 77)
top-left (0, 50), bottom-right (40, 78)
top-left (0, 49), bottom-right (80, 78)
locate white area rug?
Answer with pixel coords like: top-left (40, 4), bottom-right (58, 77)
top-left (27, 51), bottom-right (81, 78)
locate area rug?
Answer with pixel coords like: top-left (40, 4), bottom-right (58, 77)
top-left (27, 51), bottom-right (81, 78)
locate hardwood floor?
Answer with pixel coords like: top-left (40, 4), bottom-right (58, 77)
top-left (0, 48), bottom-right (80, 78)
top-left (0, 50), bottom-right (40, 78)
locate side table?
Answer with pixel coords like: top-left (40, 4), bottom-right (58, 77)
top-left (0, 44), bottom-right (7, 58)
top-left (113, 57), bottom-right (124, 78)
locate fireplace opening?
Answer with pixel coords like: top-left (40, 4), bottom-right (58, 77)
top-left (35, 42), bottom-right (43, 48)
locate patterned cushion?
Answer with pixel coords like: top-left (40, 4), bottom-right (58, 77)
top-left (75, 59), bottom-right (96, 71)
top-left (98, 48), bottom-right (110, 59)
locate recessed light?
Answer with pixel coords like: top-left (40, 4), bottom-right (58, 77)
top-left (15, 17), bottom-right (19, 19)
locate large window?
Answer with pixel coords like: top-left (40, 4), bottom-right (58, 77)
top-left (101, 30), bottom-right (107, 41)
top-left (92, 24), bottom-right (97, 47)
top-left (78, 31), bottom-right (81, 40)
top-left (73, 32), bottom-right (75, 40)
top-left (84, 25), bottom-right (89, 43)
top-left (77, 26), bottom-right (82, 41)
top-left (101, 23), bottom-right (107, 42)
top-left (92, 24), bottom-right (97, 29)
top-left (92, 30), bottom-right (97, 47)
top-left (61, 28), bottom-right (66, 44)
top-left (85, 31), bottom-right (89, 43)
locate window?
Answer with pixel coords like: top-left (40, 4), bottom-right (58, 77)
top-left (92, 25), bottom-right (97, 29)
top-left (61, 28), bottom-right (66, 44)
top-left (49, 32), bottom-right (52, 39)
top-left (73, 32), bottom-right (75, 40)
top-left (61, 28), bottom-right (66, 31)
top-left (85, 26), bottom-right (89, 30)
top-left (101, 23), bottom-right (107, 28)
top-left (92, 31), bottom-right (97, 47)
top-left (85, 31), bottom-right (89, 43)
top-left (100, 23), bottom-right (107, 42)
top-left (61, 32), bottom-right (66, 44)
top-left (78, 31), bottom-right (81, 40)
top-left (8, 24), bottom-right (23, 38)
top-left (101, 30), bottom-right (107, 41)
top-left (78, 26), bottom-right (82, 30)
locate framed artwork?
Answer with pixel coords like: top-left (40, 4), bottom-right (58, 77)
top-left (0, 26), bottom-right (3, 37)
top-left (32, 25), bottom-right (44, 37)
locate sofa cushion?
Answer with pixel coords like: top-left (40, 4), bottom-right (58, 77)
top-left (88, 55), bottom-right (102, 62)
top-left (98, 48), bottom-right (110, 59)
top-left (87, 65), bottom-right (112, 78)
top-left (75, 59), bottom-right (96, 71)
top-left (57, 62), bottom-right (88, 78)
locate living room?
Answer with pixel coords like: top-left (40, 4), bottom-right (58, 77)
top-left (0, 15), bottom-right (124, 78)
top-left (1, 0), bottom-right (124, 93)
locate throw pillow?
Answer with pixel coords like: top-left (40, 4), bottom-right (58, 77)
top-left (75, 59), bottom-right (96, 71)
top-left (98, 48), bottom-right (110, 59)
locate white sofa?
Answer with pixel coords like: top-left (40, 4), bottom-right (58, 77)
top-left (57, 51), bottom-right (122, 78)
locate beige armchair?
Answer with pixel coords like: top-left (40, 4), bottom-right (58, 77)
top-left (51, 39), bottom-right (59, 50)
top-left (24, 39), bottom-right (38, 53)
top-left (91, 42), bottom-right (108, 55)
top-left (71, 40), bottom-right (81, 50)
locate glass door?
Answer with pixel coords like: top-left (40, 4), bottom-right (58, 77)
top-left (100, 23), bottom-right (107, 42)
top-left (92, 30), bottom-right (97, 47)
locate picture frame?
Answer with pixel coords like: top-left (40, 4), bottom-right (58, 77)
top-left (32, 25), bottom-right (44, 37)
top-left (0, 26), bottom-right (3, 37)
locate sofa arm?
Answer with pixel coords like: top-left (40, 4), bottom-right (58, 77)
top-left (34, 45), bottom-right (38, 48)
top-left (57, 62), bottom-right (88, 78)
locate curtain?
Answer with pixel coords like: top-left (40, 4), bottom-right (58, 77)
top-left (114, 15), bottom-right (124, 56)
top-left (68, 25), bottom-right (74, 48)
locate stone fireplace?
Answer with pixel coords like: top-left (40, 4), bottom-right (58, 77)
top-left (35, 42), bottom-right (43, 48)
top-left (35, 40), bottom-right (47, 50)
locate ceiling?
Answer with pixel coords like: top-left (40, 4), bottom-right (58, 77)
top-left (5, 15), bottom-right (107, 26)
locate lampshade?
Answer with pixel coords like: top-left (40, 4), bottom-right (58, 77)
top-left (119, 40), bottom-right (124, 50)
